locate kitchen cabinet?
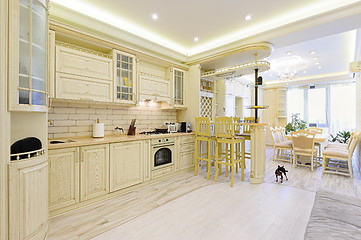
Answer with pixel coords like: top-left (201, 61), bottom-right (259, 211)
top-left (178, 135), bottom-right (195, 170)
top-left (9, 154), bottom-right (49, 240)
top-left (8, 0), bottom-right (49, 112)
top-left (55, 46), bottom-right (113, 102)
top-left (113, 49), bottom-right (137, 104)
top-left (80, 144), bottom-right (110, 201)
top-left (277, 88), bottom-right (287, 126)
top-left (109, 141), bottom-right (143, 192)
top-left (48, 147), bottom-right (79, 211)
top-left (139, 75), bottom-right (171, 103)
top-left (171, 68), bottom-right (186, 108)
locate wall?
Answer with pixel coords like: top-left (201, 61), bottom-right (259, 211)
top-left (48, 101), bottom-right (177, 139)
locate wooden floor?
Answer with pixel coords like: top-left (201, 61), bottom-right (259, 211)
top-left (48, 147), bottom-right (361, 240)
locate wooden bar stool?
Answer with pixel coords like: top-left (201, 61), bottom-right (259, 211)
top-left (214, 116), bottom-right (245, 187)
top-left (236, 117), bottom-right (258, 159)
top-left (194, 117), bottom-right (216, 180)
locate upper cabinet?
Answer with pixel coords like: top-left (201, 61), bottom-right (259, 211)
top-left (9, 0), bottom-right (49, 112)
top-left (55, 46), bottom-right (113, 102)
top-left (171, 68), bottom-right (186, 108)
top-left (112, 50), bottom-right (137, 105)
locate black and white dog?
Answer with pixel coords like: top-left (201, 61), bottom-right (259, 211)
top-left (275, 165), bottom-right (288, 183)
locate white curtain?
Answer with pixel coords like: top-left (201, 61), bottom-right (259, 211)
top-left (329, 83), bottom-right (356, 134)
top-left (287, 88), bottom-right (304, 121)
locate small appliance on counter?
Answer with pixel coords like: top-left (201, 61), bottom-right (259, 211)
top-left (180, 122), bottom-right (191, 133)
top-left (166, 122), bottom-right (178, 133)
top-left (93, 119), bottom-right (104, 138)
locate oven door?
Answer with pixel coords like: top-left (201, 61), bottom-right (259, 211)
top-left (152, 144), bottom-right (174, 170)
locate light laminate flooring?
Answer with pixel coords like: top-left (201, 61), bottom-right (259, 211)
top-left (48, 147), bottom-right (361, 240)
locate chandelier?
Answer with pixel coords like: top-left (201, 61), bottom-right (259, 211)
top-left (278, 71), bottom-right (297, 81)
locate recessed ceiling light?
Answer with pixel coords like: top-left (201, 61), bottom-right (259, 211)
top-left (303, 70), bottom-right (307, 74)
top-left (286, 51), bottom-right (292, 55)
top-left (318, 65), bottom-right (322, 69)
top-left (245, 14), bottom-right (252, 21)
top-left (152, 13), bottom-right (158, 20)
top-left (313, 56), bottom-right (319, 60)
top-left (310, 50), bottom-right (316, 55)
top-left (269, 73), bottom-right (273, 77)
top-left (194, 37), bottom-right (199, 42)
top-left (315, 62), bottom-right (320, 65)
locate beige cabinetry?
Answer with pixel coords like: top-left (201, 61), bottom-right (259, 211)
top-left (113, 49), bottom-right (137, 105)
top-left (8, 0), bottom-right (49, 112)
top-left (80, 144), bottom-right (110, 201)
top-left (109, 141), bottom-right (143, 192)
top-left (139, 75), bottom-right (171, 103)
top-left (55, 46), bottom-right (113, 102)
top-left (277, 88), bottom-right (287, 126)
top-left (178, 135), bottom-right (195, 170)
top-left (48, 147), bottom-right (79, 211)
top-left (9, 154), bottom-right (49, 240)
top-left (170, 68), bottom-right (186, 108)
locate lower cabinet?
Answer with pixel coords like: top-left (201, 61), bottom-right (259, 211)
top-left (48, 147), bottom-right (79, 211)
top-left (110, 141), bottom-right (143, 192)
top-left (48, 144), bottom-right (109, 211)
top-left (9, 154), bottom-right (49, 240)
top-left (80, 144), bottom-right (110, 201)
top-left (178, 135), bottom-right (195, 170)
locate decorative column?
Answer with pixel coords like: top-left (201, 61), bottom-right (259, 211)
top-left (250, 123), bottom-right (268, 184)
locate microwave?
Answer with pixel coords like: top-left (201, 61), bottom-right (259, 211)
top-left (180, 122), bottom-right (191, 132)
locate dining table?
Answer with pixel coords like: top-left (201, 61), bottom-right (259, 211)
top-left (286, 133), bottom-right (329, 160)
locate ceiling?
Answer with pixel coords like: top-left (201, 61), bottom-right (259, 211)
top-left (50, 0), bottom-right (361, 84)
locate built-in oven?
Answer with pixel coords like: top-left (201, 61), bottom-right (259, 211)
top-left (151, 137), bottom-right (175, 170)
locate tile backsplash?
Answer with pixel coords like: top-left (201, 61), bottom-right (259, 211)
top-left (48, 101), bottom-right (177, 139)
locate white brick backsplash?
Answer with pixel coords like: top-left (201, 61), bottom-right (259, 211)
top-left (76, 108), bottom-right (96, 114)
top-left (69, 114), bottom-right (90, 120)
top-left (48, 103), bottom-right (177, 139)
top-left (53, 107), bottom-right (76, 114)
top-left (48, 126), bottom-right (68, 134)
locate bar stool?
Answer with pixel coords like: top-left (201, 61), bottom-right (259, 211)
top-left (214, 116), bottom-right (245, 187)
top-left (194, 117), bottom-right (216, 180)
top-left (237, 117), bottom-right (258, 159)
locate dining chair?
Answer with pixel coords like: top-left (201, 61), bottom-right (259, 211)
top-left (322, 130), bottom-right (361, 178)
top-left (214, 116), bottom-right (245, 187)
top-left (305, 127), bottom-right (323, 159)
top-left (291, 130), bottom-right (318, 171)
top-left (270, 127), bottom-right (293, 163)
top-left (194, 117), bottom-right (216, 180)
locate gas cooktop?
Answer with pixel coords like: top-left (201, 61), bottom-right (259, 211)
top-left (139, 129), bottom-right (169, 135)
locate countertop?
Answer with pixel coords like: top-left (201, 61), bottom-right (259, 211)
top-left (48, 132), bottom-right (195, 150)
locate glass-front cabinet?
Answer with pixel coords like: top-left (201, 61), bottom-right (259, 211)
top-left (112, 50), bottom-right (137, 104)
top-left (172, 68), bottom-right (185, 107)
top-left (9, 0), bottom-right (49, 111)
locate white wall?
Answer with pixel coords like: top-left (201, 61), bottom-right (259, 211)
top-left (178, 64), bottom-right (200, 130)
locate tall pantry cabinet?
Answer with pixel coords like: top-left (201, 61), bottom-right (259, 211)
top-left (8, 0), bottom-right (50, 239)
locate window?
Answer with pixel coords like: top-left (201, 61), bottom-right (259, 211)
top-left (286, 82), bottom-right (355, 134)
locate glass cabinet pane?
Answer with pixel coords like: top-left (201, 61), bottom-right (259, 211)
top-left (115, 52), bottom-right (135, 102)
top-left (174, 69), bottom-right (184, 105)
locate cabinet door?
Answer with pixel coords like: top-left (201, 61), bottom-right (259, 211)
top-left (9, 154), bottom-right (49, 240)
top-left (9, 0), bottom-right (49, 112)
top-left (48, 148), bottom-right (79, 211)
top-left (180, 152), bottom-right (195, 169)
top-left (110, 141), bottom-right (143, 192)
top-left (113, 50), bottom-right (137, 104)
top-left (139, 75), bottom-right (170, 103)
top-left (173, 68), bottom-right (185, 106)
top-left (80, 144), bottom-right (109, 201)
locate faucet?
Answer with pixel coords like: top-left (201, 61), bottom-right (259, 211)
top-left (48, 120), bottom-right (53, 126)
top-left (114, 127), bottom-right (124, 133)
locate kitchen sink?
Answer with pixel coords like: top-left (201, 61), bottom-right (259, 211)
top-left (49, 139), bottom-right (77, 144)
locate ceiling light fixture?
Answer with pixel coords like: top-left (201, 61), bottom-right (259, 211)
top-left (315, 62), bottom-right (320, 65)
top-left (245, 14), bottom-right (252, 21)
top-left (318, 65), bottom-right (322, 69)
top-left (271, 55), bottom-right (308, 82)
top-left (286, 51), bottom-right (292, 55)
top-left (310, 50), bottom-right (316, 55)
top-left (194, 37), bottom-right (199, 42)
top-left (303, 70), bottom-right (307, 74)
top-left (313, 56), bottom-right (319, 60)
top-left (152, 13), bottom-right (158, 20)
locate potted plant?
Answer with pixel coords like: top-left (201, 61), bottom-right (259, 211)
top-left (285, 113), bottom-right (307, 134)
top-left (329, 130), bottom-right (351, 143)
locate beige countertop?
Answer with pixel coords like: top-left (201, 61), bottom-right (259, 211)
top-left (48, 132), bottom-right (195, 150)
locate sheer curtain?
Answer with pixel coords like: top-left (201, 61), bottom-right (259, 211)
top-left (329, 83), bottom-right (356, 134)
top-left (287, 88), bottom-right (304, 121)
